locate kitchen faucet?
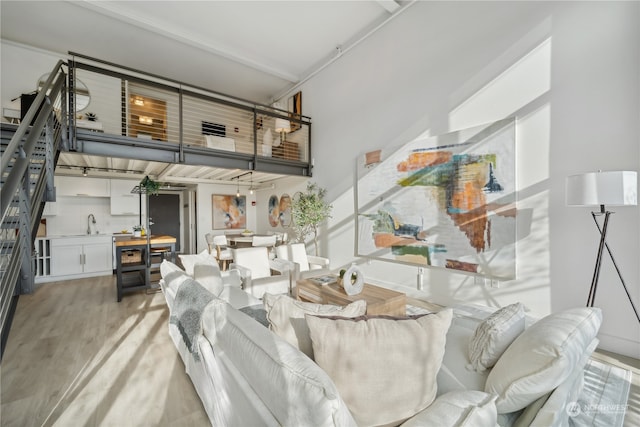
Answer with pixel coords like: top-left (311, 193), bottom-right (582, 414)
top-left (87, 214), bottom-right (97, 234)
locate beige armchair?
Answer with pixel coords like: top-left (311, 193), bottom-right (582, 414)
top-left (275, 243), bottom-right (331, 287)
top-left (230, 247), bottom-right (291, 298)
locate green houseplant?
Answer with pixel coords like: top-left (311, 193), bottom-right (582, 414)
top-left (291, 182), bottom-right (332, 255)
top-left (140, 175), bottom-right (161, 195)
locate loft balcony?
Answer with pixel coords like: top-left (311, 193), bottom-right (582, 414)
top-left (61, 54), bottom-right (312, 178)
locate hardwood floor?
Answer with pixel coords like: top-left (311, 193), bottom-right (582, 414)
top-left (1, 275), bottom-right (638, 426)
top-left (0, 275), bottom-right (208, 426)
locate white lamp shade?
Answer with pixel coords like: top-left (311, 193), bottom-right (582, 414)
top-left (566, 171), bottom-right (637, 207)
top-left (275, 118), bottom-right (290, 133)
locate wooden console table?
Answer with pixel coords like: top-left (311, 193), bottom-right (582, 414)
top-left (114, 235), bottom-right (176, 302)
top-left (295, 277), bottom-right (406, 316)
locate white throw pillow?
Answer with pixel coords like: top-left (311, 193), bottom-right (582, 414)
top-left (307, 309), bottom-right (453, 427)
top-left (193, 263), bottom-right (224, 296)
top-left (467, 302), bottom-right (525, 371)
top-left (178, 249), bottom-right (217, 276)
top-left (400, 391), bottom-right (498, 427)
top-left (485, 307), bottom-right (602, 414)
top-left (262, 293), bottom-right (366, 359)
top-left (160, 260), bottom-right (184, 278)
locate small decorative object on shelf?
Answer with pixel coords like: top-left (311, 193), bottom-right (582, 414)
top-left (133, 225), bottom-right (142, 237)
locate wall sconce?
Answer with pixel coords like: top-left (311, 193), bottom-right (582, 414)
top-left (275, 118), bottom-right (290, 145)
top-left (139, 116), bottom-right (153, 125)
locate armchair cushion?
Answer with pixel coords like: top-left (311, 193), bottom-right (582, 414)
top-left (234, 247), bottom-right (271, 279)
top-left (263, 293), bottom-right (366, 359)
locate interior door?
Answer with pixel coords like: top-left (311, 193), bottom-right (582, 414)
top-left (149, 193), bottom-right (181, 252)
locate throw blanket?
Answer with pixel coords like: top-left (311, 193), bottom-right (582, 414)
top-left (169, 279), bottom-right (216, 362)
top-left (239, 305), bottom-right (269, 327)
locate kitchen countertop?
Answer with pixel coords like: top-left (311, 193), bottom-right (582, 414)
top-left (114, 235), bottom-right (177, 247)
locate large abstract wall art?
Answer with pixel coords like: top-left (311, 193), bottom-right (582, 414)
top-left (356, 118), bottom-right (517, 279)
top-left (212, 195), bottom-right (246, 229)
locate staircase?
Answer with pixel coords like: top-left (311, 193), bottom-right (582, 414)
top-left (0, 61), bottom-right (67, 359)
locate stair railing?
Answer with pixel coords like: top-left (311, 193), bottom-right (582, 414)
top-left (0, 60), bottom-right (67, 357)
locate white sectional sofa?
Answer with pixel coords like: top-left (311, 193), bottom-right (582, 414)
top-left (160, 260), bottom-right (607, 427)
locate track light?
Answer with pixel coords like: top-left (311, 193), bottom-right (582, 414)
top-left (83, 167), bottom-right (88, 177)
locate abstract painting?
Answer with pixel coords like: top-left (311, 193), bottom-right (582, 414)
top-left (268, 195), bottom-right (280, 227)
top-left (212, 195), bottom-right (246, 229)
top-left (279, 194), bottom-right (292, 227)
top-left (356, 118), bottom-right (517, 279)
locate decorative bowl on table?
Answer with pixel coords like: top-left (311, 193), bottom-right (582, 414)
top-left (241, 230), bottom-right (254, 236)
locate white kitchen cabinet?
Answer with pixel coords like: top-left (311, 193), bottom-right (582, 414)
top-left (56, 176), bottom-right (110, 197)
top-left (50, 236), bottom-right (112, 279)
top-left (42, 201), bottom-right (57, 216)
top-left (110, 179), bottom-right (143, 216)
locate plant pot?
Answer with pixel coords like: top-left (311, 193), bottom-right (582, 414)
top-left (134, 230), bottom-right (141, 237)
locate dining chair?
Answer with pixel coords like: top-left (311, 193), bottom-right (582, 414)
top-left (213, 234), bottom-right (234, 271)
top-left (230, 247), bottom-right (291, 298)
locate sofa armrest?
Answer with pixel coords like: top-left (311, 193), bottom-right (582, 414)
top-left (269, 258), bottom-right (292, 275)
top-left (229, 263), bottom-right (253, 290)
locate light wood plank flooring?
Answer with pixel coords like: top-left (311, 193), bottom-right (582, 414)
top-left (1, 275), bottom-right (638, 426)
top-left (1, 275), bottom-right (208, 426)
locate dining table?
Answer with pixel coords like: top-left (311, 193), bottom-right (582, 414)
top-left (226, 233), bottom-right (283, 248)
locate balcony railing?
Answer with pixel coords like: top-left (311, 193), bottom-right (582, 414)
top-left (67, 53), bottom-right (312, 176)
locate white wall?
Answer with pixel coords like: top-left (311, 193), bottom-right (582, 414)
top-left (277, 1), bottom-right (639, 357)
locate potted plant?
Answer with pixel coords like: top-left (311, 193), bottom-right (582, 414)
top-left (140, 175), bottom-right (160, 195)
top-left (291, 182), bottom-right (332, 255)
top-left (132, 225), bottom-right (142, 237)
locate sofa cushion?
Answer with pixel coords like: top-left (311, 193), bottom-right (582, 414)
top-left (263, 293), bottom-right (366, 359)
top-left (193, 263), bottom-right (224, 296)
top-left (400, 391), bottom-right (498, 427)
top-left (307, 309), bottom-right (453, 427)
top-left (201, 298), bottom-right (357, 427)
top-left (485, 307), bottom-right (602, 413)
top-left (178, 249), bottom-right (217, 276)
top-left (467, 302), bottom-right (525, 371)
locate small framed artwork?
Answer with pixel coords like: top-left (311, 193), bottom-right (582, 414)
top-left (212, 194), bottom-right (246, 229)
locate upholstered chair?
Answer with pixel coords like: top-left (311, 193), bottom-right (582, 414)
top-left (275, 243), bottom-right (330, 290)
top-left (230, 247), bottom-right (291, 298)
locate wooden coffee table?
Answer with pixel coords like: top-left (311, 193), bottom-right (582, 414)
top-left (295, 276), bottom-right (406, 316)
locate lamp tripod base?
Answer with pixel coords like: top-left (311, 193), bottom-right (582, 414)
top-left (587, 207), bottom-right (640, 323)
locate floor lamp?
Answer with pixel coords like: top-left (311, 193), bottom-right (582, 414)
top-left (566, 170), bottom-right (639, 323)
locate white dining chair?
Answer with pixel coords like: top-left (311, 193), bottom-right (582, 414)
top-left (213, 234), bottom-right (234, 271)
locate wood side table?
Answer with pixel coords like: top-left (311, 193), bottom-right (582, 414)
top-left (295, 277), bottom-right (406, 316)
